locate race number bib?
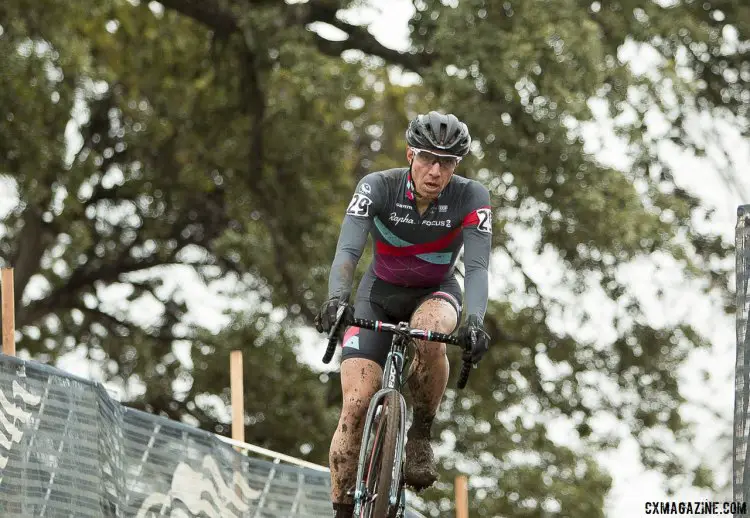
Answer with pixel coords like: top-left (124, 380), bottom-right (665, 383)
top-left (475, 208), bottom-right (492, 233)
top-left (346, 193), bottom-right (373, 217)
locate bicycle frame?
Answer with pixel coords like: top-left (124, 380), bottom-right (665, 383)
top-left (322, 313), bottom-right (470, 516)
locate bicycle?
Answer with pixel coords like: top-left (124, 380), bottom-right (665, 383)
top-left (322, 306), bottom-right (475, 518)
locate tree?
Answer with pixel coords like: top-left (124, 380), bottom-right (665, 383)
top-left (1, 0), bottom-right (745, 515)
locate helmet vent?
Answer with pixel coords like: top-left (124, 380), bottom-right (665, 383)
top-left (405, 111), bottom-right (472, 157)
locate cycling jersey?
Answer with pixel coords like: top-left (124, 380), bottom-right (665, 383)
top-left (327, 167), bottom-right (492, 320)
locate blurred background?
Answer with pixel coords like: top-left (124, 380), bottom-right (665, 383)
top-left (1, 0), bottom-right (749, 516)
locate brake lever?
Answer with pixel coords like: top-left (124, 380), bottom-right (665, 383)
top-left (330, 305), bottom-right (348, 336)
top-left (322, 304), bottom-right (349, 364)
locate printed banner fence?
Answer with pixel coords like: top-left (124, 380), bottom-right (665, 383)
top-left (0, 353), bottom-right (338, 517)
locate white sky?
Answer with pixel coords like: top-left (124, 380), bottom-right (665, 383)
top-left (2, 2), bottom-right (749, 517)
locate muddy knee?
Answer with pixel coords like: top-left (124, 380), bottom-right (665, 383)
top-left (410, 298), bottom-right (456, 356)
top-left (410, 298), bottom-right (457, 335)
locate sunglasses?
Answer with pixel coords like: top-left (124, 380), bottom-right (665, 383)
top-left (410, 147), bottom-right (462, 171)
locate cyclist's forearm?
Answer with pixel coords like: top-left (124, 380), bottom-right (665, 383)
top-left (464, 267), bottom-right (488, 320)
top-left (328, 216), bottom-right (371, 301)
top-left (462, 227), bottom-right (491, 320)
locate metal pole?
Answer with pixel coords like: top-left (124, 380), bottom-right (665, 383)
top-left (216, 435), bottom-right (331, 472)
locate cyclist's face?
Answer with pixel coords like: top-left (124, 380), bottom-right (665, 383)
top-left (406, 147), bottom-right (461, 200)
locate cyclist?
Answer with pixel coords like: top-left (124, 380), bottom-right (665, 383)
top-left (315, 111), bottom-right (492, 517)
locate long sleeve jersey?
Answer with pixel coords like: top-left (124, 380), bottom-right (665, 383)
top-left (327, 167), bottom-right (492, 320)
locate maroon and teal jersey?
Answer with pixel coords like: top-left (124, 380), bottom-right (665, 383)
top-left (328, 167), bottom-right (492, 319)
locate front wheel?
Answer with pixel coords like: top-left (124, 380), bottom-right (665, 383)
top-left (358, 390), bottom-right (402, 518)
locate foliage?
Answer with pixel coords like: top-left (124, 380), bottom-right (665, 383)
top-left (0, 0), bottom-right (746, 515)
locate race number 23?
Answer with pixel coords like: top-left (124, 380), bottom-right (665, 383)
top-left (346, 193), bottom-right (373, 217)
top-left (476, 208), bottom-right (492, 233)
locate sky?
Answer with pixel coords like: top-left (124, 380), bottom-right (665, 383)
top-left (2, 1), bottom-right (750, 517)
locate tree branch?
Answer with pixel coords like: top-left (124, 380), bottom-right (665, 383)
top-left (11, 206), bottom-right (54, 306)
top-left (79, 306), bottom-right (133, 338)
top-left (298, 0), bottom-right (433, 71)
top-left (156, 0), bottom-right (238, 33)
top-left (18, 251), bottom-right (175, 327)
top-left (156, 0), bottom-right (432, 73)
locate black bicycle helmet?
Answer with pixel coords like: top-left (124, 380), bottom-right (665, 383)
top-left (405, 111), bottom-right (472, 157)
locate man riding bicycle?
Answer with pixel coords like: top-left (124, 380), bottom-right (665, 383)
top-left (315, 111), bottom-right (492, 518)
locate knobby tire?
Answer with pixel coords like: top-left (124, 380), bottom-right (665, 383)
top-left (362, 411), bottom-right (385, 516)
top-left (372, 391), bottom-right (401, 518)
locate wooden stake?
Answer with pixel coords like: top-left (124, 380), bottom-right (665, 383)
top-left (230, 350), bottom-right (244, 444)
top-left (455, 475), bottom-right (469, 518)
top-left (2, 268), bottom-right (15, 357)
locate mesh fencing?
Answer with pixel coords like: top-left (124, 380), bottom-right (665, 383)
top-left (0, 353), bottom-right (375, 517)
top-left (734, 204), bottom-right (750, 506)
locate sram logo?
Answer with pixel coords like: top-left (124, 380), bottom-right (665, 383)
top-left (476, 208), bottom-right (492, 233)
top-left (346, 193), bottom-right (373, 217)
